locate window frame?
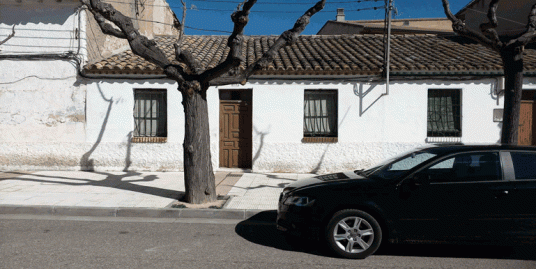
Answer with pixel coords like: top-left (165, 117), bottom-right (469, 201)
top-left (132, 89), bottom-right (168, 143)
top-left (414, 151), bottom-right (503, 184)
top-left (509, 151), bottom-right (536, 181)
top-left (303, 89), bottom-right (338, 143)
top-left (427, 89), bottom-right (462, 142)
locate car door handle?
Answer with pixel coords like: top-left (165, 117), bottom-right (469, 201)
top-left (493, 190), bottom-right (509, 198)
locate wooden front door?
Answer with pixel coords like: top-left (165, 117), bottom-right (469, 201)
top-left (519, 91), bottom-right (536, 146)
top-left (518, 101), bottom-right (536, 145)
top-left (219, 100), bottom-right (252, 168)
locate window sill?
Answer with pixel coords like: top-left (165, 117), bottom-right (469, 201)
top-left (302, 137), bottom-right (338, 143)
top-left (426, 137), bottom-right (461, 144)
top-left (132, 137), bottom-right (167, 143)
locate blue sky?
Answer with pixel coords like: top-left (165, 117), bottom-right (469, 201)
top-left (166, 0), bottom-right (471, 36)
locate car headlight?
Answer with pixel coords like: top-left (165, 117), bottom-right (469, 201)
top-left (283, 196), bottom-right (315, 207)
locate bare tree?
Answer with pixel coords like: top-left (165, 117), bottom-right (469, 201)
top-left (0, 25), bottom-right (16, 49)
top-left (81, 0), bottom-right (326, 203)
top-left (442, 0), bottom-right (536, 145)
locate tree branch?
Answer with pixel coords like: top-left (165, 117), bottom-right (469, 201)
top-left (86, 0), bottom-right (171, 66)
top-left (173, 0), bottom-right (201, 75)
top-left (201, 0), bottom-right (256, 83)
top-left (82, 0), bottom-right (125, 38)
top-left (81, 0), bottom-right (190, 82)
top-left (174, 43), bottom-right (201, 74)
top-left (177, 0), bottom-right (187, 45)
top-left (441, 0), bottom-right (498, 51)
top-left (479, 0), bottom-right (502, 48)
top-left (211, 0), bottom-right (326, 86)
top-left (507, 3), bottom-right (536, 48)
top-left (0, 25), bottom-right (15, 47)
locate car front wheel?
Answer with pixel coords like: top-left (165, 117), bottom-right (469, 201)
top-left (325, 209), bottom-right (382, 259)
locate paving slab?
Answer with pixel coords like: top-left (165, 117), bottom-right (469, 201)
top-left (223, 173), bottom-right (315, 210)
top-left (0, 170), bottom-right (316, 219)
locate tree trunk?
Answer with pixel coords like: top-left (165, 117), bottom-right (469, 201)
top-left (181, 83), bottom-right (217, 204)
top-left (500, 47), bottom-right (524, 145)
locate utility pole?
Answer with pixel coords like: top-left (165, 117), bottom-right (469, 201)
top-left (383, 0), bottom-right (393, 96)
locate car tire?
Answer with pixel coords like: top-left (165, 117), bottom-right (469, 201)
top-left (325, 209), bottom-right (382, 259)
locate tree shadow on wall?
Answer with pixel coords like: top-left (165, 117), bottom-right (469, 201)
top-left (69, 84), bottom-right (182, 200)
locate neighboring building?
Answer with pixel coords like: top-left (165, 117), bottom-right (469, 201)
top-left (2, 0), bottom-right (536, 173)
top-left (319, 1), bottom-right (533, 37)
top-left (85, 0), bottom-right (180, 63)
top-left (317, 8), bottom-right (453, 35)
top-left (0, 0), bottom-right (179, 170)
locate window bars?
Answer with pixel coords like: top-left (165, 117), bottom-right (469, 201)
top-left (134, 89), bottom-right (167, 138)
top-left (304, 90), bottom-right (338, 137)
top-left (427, 89), bottom-right (461, 137)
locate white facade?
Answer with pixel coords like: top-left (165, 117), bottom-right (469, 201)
top-left (55, 76), bottom-right (517, 173)
top-left (2, 65), bottom-right (533, 172)
top-left (0, 0), bottom-right (89, 170)
top-left (219, 78), bottom-right (507, 173)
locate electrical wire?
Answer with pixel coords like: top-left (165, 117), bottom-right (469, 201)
top-left (102, 0), bottom-right (384, 12)
top-left (104, 0), bottom-right (384, 8)
top-left (0, 74), bottom-right (79, 85)
top-left (190, 0), bottom-right (383, 3)
top-left (0, 6), bottom-right (86, 84)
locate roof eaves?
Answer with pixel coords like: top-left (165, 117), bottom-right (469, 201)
top-left (390, 70), bottom-right (505, 76)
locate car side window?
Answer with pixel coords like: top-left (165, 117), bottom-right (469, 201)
top-left (419, 152), bottom-right (501, 183)
top-left (510, 152), bottom-right (536, 180)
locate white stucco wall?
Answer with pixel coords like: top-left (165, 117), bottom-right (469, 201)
top-left (217, 78), bottom-right (505, 173)
top-left (0, 0), bottom-right (83, 55)
top-left (0, 1), bottom-right (89, 170)
top-left (80, 79), bottom-right (221, 171)
top-left (0, 70), bottom-right (521, 172)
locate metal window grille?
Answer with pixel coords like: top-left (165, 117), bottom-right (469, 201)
top-left (304, 90), bottom-right (338, 137)
top-left (427, 89), bottom-right (461, 137)
top-left (134, 89), bottom-right (167, 137)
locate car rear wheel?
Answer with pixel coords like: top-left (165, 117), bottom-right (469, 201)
top-left (325, 209), bottom-right (382, 259)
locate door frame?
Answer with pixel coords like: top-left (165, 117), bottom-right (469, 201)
top-left (218, 89), bottom-right (253, 168)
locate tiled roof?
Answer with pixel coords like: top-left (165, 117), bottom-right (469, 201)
top-left (83, 34), bottom-right (536, 76)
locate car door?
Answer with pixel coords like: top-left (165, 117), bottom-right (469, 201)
top-left (502, 151), bottom-right (536, 242)
top-left (395, 151), bottom-right (506, 242)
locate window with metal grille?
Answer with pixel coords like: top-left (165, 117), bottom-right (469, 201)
top-left (304, 90), bottom-right (338, 138)
top-left (427, 89), bottom-right (461, 137)
top-left (133, 89), bottom-right (167, 139)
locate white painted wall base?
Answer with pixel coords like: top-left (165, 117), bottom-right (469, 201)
top-left (0, 142), bottom-right (184, 171)
top-left (251, 142), bottom-right (424, 174)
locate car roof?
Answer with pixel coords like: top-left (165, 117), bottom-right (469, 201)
top-left (422, 144), bottom-right (536, 156)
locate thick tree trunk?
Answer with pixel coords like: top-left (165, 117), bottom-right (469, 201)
top-left (500, 47), bottom-right (524, 145)
top-left (181, 83), bottom-right (216, 204)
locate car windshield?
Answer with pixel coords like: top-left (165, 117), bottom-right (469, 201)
top-left (357, 148), bottom-right (438, 180)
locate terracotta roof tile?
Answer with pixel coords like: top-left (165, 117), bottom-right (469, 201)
top-left (84, 34), bottom-right (536, 76)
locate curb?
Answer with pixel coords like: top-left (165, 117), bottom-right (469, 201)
top-left (0, 205), bottom-right (268, 220)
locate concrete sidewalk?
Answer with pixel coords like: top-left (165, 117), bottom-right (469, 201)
top-left (0, 170), bottom-right (314, 219)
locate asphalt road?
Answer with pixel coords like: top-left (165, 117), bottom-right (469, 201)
top-left (1, 212), bottom-right (536, 269)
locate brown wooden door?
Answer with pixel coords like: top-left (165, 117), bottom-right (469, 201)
top-left (518, 100), bottom-right (536, 146)
top-left (219, 101), bottom-right (252, 168)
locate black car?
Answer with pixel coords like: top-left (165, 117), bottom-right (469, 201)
top-left (277, 145), bottom-right (536, 259)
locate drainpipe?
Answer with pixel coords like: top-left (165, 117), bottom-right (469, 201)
top-left (496, 76), bottom-right (505, 106)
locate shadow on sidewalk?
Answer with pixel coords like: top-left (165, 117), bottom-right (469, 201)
top-left (235, 211), bottom-right (536, 260)
top-left (1, 171), bottom-right (183, 200)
